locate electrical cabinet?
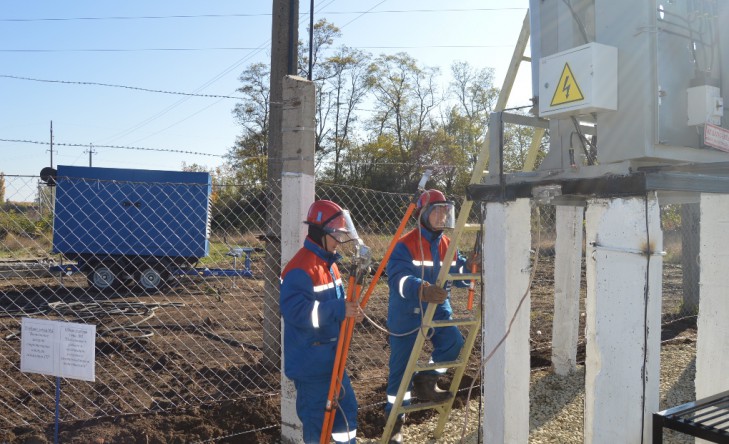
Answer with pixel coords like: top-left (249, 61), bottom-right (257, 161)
top-left (538, 42), bottom-right (617, 118)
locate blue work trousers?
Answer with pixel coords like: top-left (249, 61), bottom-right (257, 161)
top-left (294, 373), bottom-right (358, 443)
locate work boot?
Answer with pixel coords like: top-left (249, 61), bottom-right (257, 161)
top-left (412, 373), bottom-right (452, 403)
top-left (388, 416), bottom-right (404, 444)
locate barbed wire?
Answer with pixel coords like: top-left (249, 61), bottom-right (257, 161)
top-left (0, 74), bottom-right (243, 100)
top-left (0, 138), bottom-right (225, 157)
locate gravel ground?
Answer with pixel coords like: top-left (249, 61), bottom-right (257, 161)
top-left (360, 338), bottom-right (697, 443)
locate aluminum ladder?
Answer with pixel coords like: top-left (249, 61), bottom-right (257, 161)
top-left (380, 11), bottom-right (535, 442)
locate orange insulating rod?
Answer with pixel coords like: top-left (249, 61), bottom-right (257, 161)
top-left (358, 202), bottom-right (416, 308)
top-left (321, 276), bottom-right (357, 444)
top-left (467, 263), bottom-right (477, 310)
top-left (321, 179), bottom-right (427, 443)
top-left (320, 202), bottom-right (417, 443)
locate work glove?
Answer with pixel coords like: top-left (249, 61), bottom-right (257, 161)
top-left (420, 282), bottom-right (447, 304)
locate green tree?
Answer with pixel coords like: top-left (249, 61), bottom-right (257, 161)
top-left (229, 62), bottom-right (270, 187)
top-left (502, 119), bottom-right (547, 172)
top-left (365, 52), bottom-right (442, 191)
top-left (299, 19), bottom-right (372, 183)
top-left (317, 46), bottom-right (371, 182)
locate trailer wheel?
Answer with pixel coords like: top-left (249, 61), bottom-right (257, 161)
top-left (138, 268), bottom-right (162, 290)
top-left (90, 266), bottom-right (116, 290)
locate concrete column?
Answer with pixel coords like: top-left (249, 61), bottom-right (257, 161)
top-left (552, 205), bottom-right (584, 375)
top-left (584, 195), bottom-right (662, 444)
top-left (280, 75), bottom-right (315, 443)
top-left (482, 198), bottom-right (532, 444)
top-left (696, 193), bottom-right (729, 399)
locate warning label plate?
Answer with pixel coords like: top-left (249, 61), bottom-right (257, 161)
top-left (704, 123), bottom-right (729, 153)
top-left (550, 63), bottom-right (585, 107)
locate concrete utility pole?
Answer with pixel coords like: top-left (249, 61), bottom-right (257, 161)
top-left (266, 2), bottom-right (301, 442)
top-left (264, 0), bottom-right (298, 365)
top-left (280, 75), bottom-right (315, 444)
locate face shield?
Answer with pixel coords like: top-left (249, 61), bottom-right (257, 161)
top-left (422, 202), bottom-right (456, 231)
top-left (323, 209), bottom-right (360, 243)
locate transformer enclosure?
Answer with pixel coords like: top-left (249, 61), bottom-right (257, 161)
top-left (530, 0), bottom-right (729, 167)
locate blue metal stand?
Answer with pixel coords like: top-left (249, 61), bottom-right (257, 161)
top-left (55, 377), bottom-right (60, 444)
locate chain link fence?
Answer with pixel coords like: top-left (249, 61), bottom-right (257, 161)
top-left (0, 174), bottom-right (482, 432)
top-left (0, 172), bottom-right (696, 438)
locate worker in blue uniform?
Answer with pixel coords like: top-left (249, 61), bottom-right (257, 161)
top-left (383, 189), bottom-right (480, 444)
top-left (280, 199), bottom-right (364, 444)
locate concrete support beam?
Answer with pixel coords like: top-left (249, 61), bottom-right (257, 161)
top-left (696, 193), bottom-right (729, 399)
top-left (552, 205), bottom-right (584, 375)
top-left (280, 75), bottom-right (315, 444)
top-left (482, 198), bottom-right (532, 444)
top-left (584, 195), bottom-right (662, 443)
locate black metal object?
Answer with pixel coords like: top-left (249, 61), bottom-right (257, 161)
top-left (653, 390), bottom-right (729, 443)
top-left (467, 163), bottom-right (729, 203)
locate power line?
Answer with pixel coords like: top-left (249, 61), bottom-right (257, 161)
top-left (97, 0), bottom-right (338, 145)
top-left (0, 13), bottom-right (272, 22)
top-left (0, 44), bottom-right (511, 53)
top-left (0, 74), bottom-right (243, 99)
top-left (0, 47), bottom-right (261, 53)
top-left (324, 7), bottom-right (527, 14)
top-left (0, 8), bottom-right (525, 22)
top-left (0, 138), bottom-right (225, 158)
top-left (352, 45), bottom-right (512, 49)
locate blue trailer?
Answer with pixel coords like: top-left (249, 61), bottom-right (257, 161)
top-left (46, 165), bottom-right (252, 290)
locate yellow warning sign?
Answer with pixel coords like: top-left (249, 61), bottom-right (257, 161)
top-left (550, 63), bottom-right (584, 106)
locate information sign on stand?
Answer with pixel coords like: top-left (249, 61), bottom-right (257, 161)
top-left (20, 318), bottom-right (96, 382)
top-left (20, 318), bottom-right (96, 444)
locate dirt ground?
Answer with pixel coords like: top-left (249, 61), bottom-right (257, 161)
top-left (0, 253), bottom-right (694, 444)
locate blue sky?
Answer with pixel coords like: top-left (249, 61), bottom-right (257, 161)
top-left (1, 0), bottom-right (531, 182)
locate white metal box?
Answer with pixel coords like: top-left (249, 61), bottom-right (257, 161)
top-left (687, 85), bottom-right (723, 126)
top-left (538, 42), bottom-right (618, 118)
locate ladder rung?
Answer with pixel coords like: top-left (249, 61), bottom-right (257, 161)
top-left (430, 317), bottom-right (479, 328)
top-left (445, 272), bottom-right (480, 281)
top-left (415, 358), bottom-right (465, 372)
top-left (399, 399), bottom-right (450, 415)
top-left (463, 223), bottom-right (482, 232)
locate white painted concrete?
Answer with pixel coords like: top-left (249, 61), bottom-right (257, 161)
top-left (696, 193), bottom-right (729, 401)
top-left (552, 205), bottom-right (584, 375)
top-left (280, 76), bottom-right (315, 444)
top-left (584, 195), bottom-right (662, 444)
top-left (482, 198), bottom-right (532, 444)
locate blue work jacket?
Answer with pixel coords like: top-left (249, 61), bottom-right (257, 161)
top-left (386, 226), bottom-right (469, 335)
top-left (280, 238), bottom-right (346, 380)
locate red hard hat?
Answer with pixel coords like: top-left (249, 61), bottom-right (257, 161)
top-left (305, 200), bottom-right (360, 243)
top-left (417, 189), bottom-right (447, 213)
top-left (306, 200), bottom-right (344, 227)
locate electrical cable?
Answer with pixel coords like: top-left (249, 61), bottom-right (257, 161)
top-left (638, 192), bottom-right (653, 444)
top-left (569, 116), bottom-right (597, 165)
top-left (560, 0), bottom-right (591, 43)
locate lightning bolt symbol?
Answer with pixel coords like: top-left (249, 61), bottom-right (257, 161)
top-left (562, 75), bottom-right (571, 99)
